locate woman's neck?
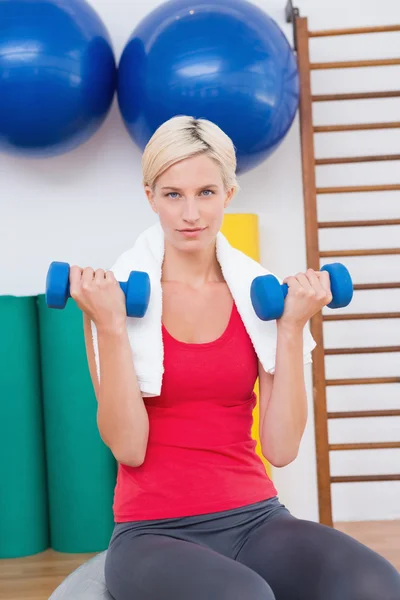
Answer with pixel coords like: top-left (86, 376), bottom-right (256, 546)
top-left (162, 239), bottom-right (223, 288)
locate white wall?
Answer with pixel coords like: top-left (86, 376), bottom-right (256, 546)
top-left (1, 0), bottom-right (399, 523)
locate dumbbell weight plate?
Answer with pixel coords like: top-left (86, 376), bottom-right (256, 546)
top-left (321, 263), bottom-right (353, 309)
top-left (46, 261), bottom-right (70, 309)
top-left (250, 274), bottom-right (285, 321)
top-left (122, 270), bottom-right (151, 318)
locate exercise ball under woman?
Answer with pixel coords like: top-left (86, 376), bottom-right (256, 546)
top-left (70, 117), bottom-right (400, 599)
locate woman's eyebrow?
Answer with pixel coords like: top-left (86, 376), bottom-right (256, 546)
top-left (161, 184), bottom-right (219, 191)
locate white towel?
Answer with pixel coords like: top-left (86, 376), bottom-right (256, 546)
top-left (91, 221), bottom-right (316, 396)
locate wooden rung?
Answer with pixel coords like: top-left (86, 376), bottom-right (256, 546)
top-left (313, 90), bottom-right (400, 102)
top-left (326, 377), bottom-right (400, 386)
top-left (324, 312), bottom-right (400, 321)
top-left (328, 410), bottom-right (400, 419)
top-left (325, 346), bottom-right (400, 355)
top-left (311, 58), bottom-right (400, 70)
top-left (320, 248), bottom-right (400, 257)
top-left (318, 218), bottom-right (400, 228)
top-left (314, 122), bottom-right (400, 132)
top-left (330, 442), bottom-right (400, 451)
top-left (331, 474), bottom-right (400, 483)
top-left (317, 184), bottom-right (400, 194)
top-left (309, 25), bottom-right (400, 37)
top-left (354, 282), bottom-right (400, 290)
top-left (316, 154), bottom-right (400, 165)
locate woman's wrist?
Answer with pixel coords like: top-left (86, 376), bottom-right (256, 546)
top-left (276, 318), bottom-right (304, 338)
top-left (95, 318), bottom-right (127, 337)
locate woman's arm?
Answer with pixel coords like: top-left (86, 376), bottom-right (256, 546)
top-left (257, 267), bottom-right (332, 467)
top-left (83, 313), bottom-right (100, 400)
top-left (81, 297), bottom-right (149, 468)
top-left (258, 322), bottom-right (307, 467)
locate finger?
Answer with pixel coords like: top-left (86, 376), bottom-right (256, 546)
top-left (316, 270), bottom-right (331, 294)
top-left (94, 268), bottom-right (106, 281)
top-left (305, 268), bottom-right (325, 293)
top-left (69, 265), bottom-right (83, 287)
top-left (283, 275), bottom-right (302, 290)
top-left (105, 270), bottom-right (118, 286)
top-left (81, 267), bottom-right (95, 283)
top-left (316, 270), bottom-right (333, 303)
top-left (105, 270), bottom-right (116, 281)
top-left (294, 272), bottom-right (313, 292)
top-left (304, 269), bottom-right (334, 304)
top-left (69, 265), bottom-right (83, 299)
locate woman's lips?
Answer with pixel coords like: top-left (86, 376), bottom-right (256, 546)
top-left (178, 227), bottom-right (207, 237)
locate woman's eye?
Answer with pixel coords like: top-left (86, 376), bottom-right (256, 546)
top-left (166, 190), bottom-right (214, 198)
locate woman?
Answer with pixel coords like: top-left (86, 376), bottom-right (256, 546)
top-left (72, 116), bottom-right (400, 600)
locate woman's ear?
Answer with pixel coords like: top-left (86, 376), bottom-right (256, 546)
top-left (224, 186), bottom-right (236, 208)
top-left (145, 185), bottom-right (158, 214)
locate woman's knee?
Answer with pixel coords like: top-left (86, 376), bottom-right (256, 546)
top-left (222, 568), bottom-right (275, 600)
top-left (314, 524), bottom-right (400, 600)
top-left (346, 558), bottom-right (400, 600)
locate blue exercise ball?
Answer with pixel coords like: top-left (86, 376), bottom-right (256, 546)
top-left (0, 0), bottom-right (116, 157)
top-left (118, 0), bottom-right (299, 174)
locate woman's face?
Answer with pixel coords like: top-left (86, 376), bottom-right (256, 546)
top-left (145, 154), bottom-right (235, 253)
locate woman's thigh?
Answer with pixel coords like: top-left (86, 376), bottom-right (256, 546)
top-left (105, 532), bottom-right (275, 600)
top-left (236, 512), bottom-right (400, 600)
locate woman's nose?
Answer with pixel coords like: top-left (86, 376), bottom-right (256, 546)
top-left (182, 198), bottom-right (200, 222)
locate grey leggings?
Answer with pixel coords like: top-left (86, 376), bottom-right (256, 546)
top-left (105, 497), bottom-right (400, 600)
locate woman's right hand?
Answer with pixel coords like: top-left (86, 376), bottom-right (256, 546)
top-left (69, 266), bottom-right (127, 331)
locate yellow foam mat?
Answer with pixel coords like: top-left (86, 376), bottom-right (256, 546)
top-left (221, 214), bottom-right (272, 477)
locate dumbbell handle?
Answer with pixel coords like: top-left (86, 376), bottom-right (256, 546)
top-left (46, 261), bottom-right (151, 318)
top-left (281, 283), bottom-right (289, 299)
top-left (281, 264), bottom-right (352, 309)
top-left (251, 263), bottom-right (353, 322)
top-left (63, 279), bottom-right (128, 300)
top-left (279, 267), bottom-right (327, 299)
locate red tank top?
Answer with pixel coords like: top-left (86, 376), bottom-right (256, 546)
top-left (113, 302), bottom-right (277, 522)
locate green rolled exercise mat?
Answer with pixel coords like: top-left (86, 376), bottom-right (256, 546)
top-left (0, 296), bottom-right (49, 558)
top-left (36, 295), bottom-right (117, 553)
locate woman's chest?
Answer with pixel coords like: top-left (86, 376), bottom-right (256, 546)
top-left (161, 281), bottom-right (234, 344)
top-left (145, 282), bottom-right (260, 408)
top-left (159, 336), bottom-right (258, 406)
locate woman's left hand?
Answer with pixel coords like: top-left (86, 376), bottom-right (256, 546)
top-left (279, 268), bottom-right (333, 330)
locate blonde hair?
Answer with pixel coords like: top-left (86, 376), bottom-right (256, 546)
top-left (142, 115), bottom-right (239, 195)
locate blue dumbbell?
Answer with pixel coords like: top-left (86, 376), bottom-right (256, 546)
top-left (45, 261), bottom-right (151, 318)
top-left (250, 263), bottom-right (353, 321)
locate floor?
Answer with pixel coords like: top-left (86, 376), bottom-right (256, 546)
top-left (0, 521), bottom-right (399, 600)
